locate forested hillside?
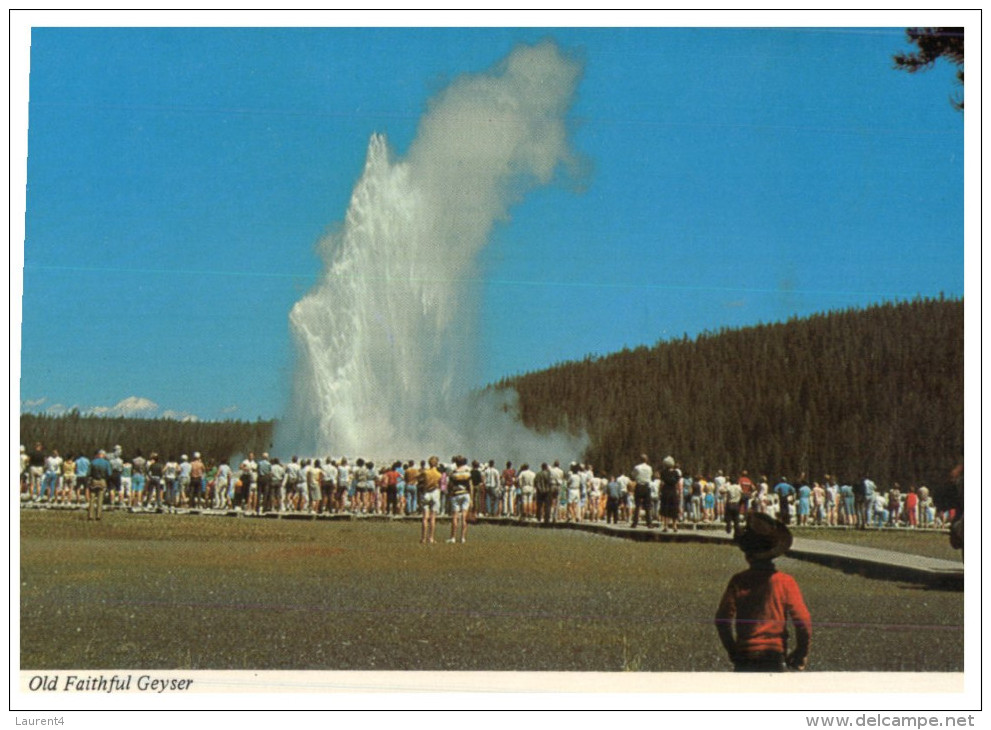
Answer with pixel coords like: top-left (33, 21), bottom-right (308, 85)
top-left (498, 297), bottom-right (964, 492)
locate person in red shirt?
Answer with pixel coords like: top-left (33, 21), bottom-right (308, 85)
top-left (715, 511), bottom-right (811, 672)
top-left (738, 470), bottom-right (754, 515)
top-left (905, 485), bottom-right (919, 528)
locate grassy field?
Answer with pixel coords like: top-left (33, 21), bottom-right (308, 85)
top-left (19, 510), bottom-right (963, 672)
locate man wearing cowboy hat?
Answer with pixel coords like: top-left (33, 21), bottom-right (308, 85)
top-left (714, 512), bottom-right (812, 672)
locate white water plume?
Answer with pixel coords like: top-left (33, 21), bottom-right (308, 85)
top-left (279, 42), bottom-right (588, 462)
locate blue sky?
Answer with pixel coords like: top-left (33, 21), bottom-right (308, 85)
top-left (16, 23), bottom-right (966, 422)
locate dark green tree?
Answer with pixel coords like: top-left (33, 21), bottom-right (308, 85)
top-left (894, 27), bottom-right (965, 111)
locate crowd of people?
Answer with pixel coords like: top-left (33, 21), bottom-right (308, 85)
top-left (19, 443), bottom-right (955, 534)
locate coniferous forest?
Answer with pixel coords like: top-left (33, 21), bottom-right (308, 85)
top-left (21, 298), bottom-right (963, 501)
top-left (18, 413), bottom-right (274, 466)
top-left (499, 297), bottom-right (963, 498)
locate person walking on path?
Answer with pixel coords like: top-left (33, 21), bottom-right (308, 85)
top-left (715, 512), bottom-right (812, 672)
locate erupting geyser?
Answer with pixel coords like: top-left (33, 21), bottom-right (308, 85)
top-left (279, 41), bottom-right (587, 461)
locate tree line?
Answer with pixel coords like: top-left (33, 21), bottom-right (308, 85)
top-left (19, 411), bottom-right (274, 464)
top-left (496, 297), bottom-right (963, 504)
top-left (22, 297), bottom-right (963, 505)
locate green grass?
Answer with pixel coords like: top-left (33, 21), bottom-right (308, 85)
top-left (20, 511), bottom-right (963, 672)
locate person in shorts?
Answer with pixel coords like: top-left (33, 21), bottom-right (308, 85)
top-left (74, 452), bottom-right (91, 507)
top-left (420, 457), bottom-right (442, 544)
top-left (60, 454), bottom-right (77, 505)
top-left (447, 456), bottom-right (472, 543)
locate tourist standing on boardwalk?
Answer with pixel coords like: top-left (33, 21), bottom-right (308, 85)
top-left (75, 452), bottom-right (91, 507)
top-left (483, 460), bottom-right (501, 516)
top-left (448, 456), bottom-right (472, 543)
top-left (404, 460), bottom-right (420, 515)
top-left (19, 445), bottom-right (29, 496)
top-left (131, 450), bottom-right (147, 508)
top-left (586, 467), bottom-right (601, 522)
top-left (715, 512), bottom-right (811, 672)
top-left (605, 475), bottom-right (622, 524)
top-left (616, 471), bottom-right (631, 522)
top-left (631, 455), bottom-right (653, 529)
top-left (738, 471), bottom-right (754, 514)
top-left (797, 481), bottom-right (812, 526)
top-left (238, 453), bottom-right (257, 512)
top-left (88, 449), bottom-right (112, 521)
top-left (189, 453), bottom-right (206, 508)
top-left (60, 454), bottom-right (77, 505)
top-left (41, 449), bottom-right (61, 502)
top-left (566, 463), bottom-right (582, 523)
top-left (852, 477), bottom-right (868, 529)
top-left (420, 456), bottom-right (442, 544)
top-left (501, 461), bottom-right (516, 517)
top-left (659, 456), bottom-right (682, 533)
top-left (839, 480), bottom-right (854, 525)
top-left (887, 484), bottom-right (902, 527)
top-left (812, 482), bottom-right (826, 526)
top-left (517, 463), bottom-right (535, 519)
top-left (713, 470), bottom-right (727, 522)
top-left (352, 458), bottom-right (369, 514)
top-left (774, 477), bottom-right (795, 526)
top-left (549, 461), bottom-right (565, 523)
top-left (270, 458), bottom-right (286, 512)
top-left (145, 454), bottom-right (161, 509)
top-left (28, 443), bottom-right (45, 500)
top-left (469, 460), bottom-right (484, 520)
top-left (905, 485), bottom-right (919, 528)
top-left (825, 477), bottom-right (838, 526)
top-left (214, 459), bottom-right (232, 509)
top-left (724, 478), bottom-right (742, 535)
top-left (535, 463), bottom-right (554, 524)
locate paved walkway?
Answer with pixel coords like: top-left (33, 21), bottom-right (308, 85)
top-left (480, 516), bottom-right (963, 589)
top-left (21, 502), bottom-right (963, 589)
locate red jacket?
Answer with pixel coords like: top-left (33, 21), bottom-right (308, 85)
top-left (715, 565), bottom-right (811, 660)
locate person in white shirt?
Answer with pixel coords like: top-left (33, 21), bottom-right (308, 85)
top-left (566, 463), bottom-right (582, 523)
top-left (549, 461), bottom-right (565, 522)
top-left (517, 464), bottom-right (536, 520)
top-left (214, 460), bottom-right (233, 510)
top-left (631, 455), bottom-right (654, 528)
top-left (323, 459), bottom-right (339, 512)
top-left (616, 473), bottom-right (632, 522)
top-left (483, 460), bottom-right (501, 516)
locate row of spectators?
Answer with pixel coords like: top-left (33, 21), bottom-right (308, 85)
top-left (19, 443), bottom-right (953, 530)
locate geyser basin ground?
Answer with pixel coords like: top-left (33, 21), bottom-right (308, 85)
top-left (20, 511), bottom-right (962, 672)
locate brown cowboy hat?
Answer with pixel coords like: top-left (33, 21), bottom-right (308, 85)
top-left (736, 512), bottom-right (793, 560)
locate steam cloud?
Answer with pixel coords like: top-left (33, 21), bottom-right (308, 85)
top-left (279, 41), bottom-right (588, 463)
